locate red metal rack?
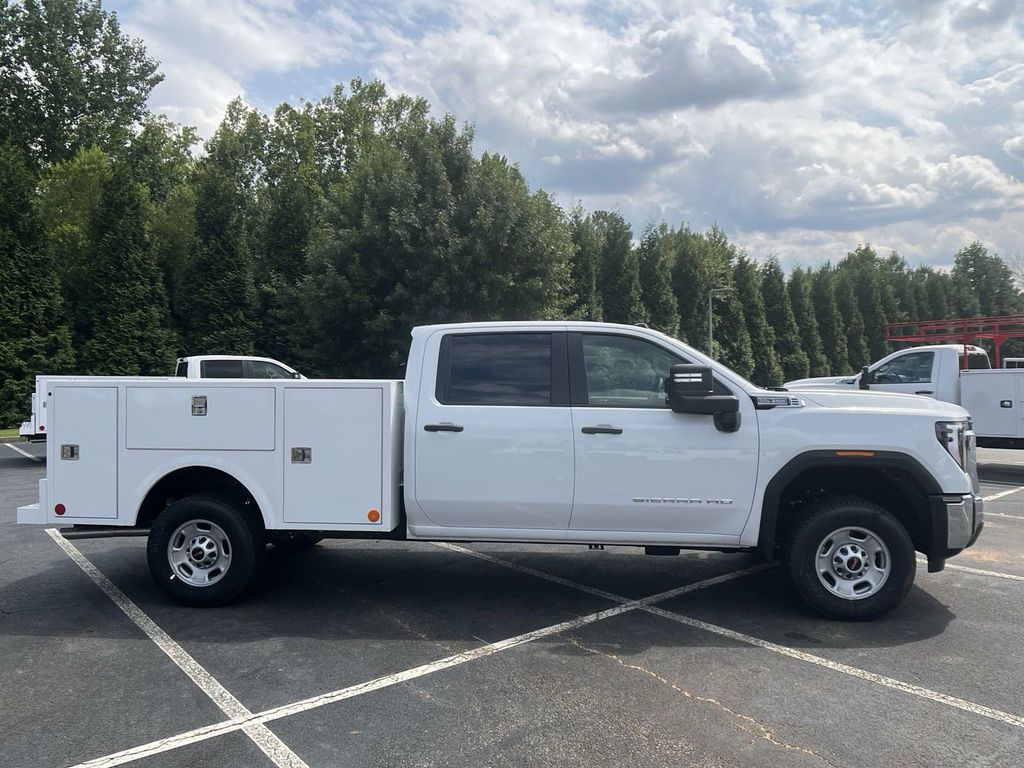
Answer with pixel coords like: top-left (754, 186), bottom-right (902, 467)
top-left (884, 313), bottom-right (1024, 368)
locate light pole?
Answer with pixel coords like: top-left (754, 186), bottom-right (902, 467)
top-left (707, 286), bottom-right (731, 357)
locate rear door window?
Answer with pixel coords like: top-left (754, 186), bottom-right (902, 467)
top-left (438, 333), bottom-right (555, 406)
top-left (175, 361), bottom-right (188, 377)
top-left (200, 359), bottom-right (245, 378)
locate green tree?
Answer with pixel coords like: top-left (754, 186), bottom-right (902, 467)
top-left (733, 255), bottom-right (781, 386)
top-left (0, 142), bottom-right (73, 425)
top-left (952, 242), bottom-right (1021, 316)
top-left (788, 267), bottom-right (828, 376)
top-left (839, 245), bottom-right (894, 360)
top-left (567, 206), bottom-right (603, 321)
top-left (594, 211), bottom-right (645, 325)
top-left (177, 100), bottom-right (266, 354)
top-left (77, 162), bottom-right (175, 373)
top-left (0, 0), bottom-right (162, 163)
top-left (811, 267), bottom-right (850, 374)
top-left (672, 224), bottom-right (733, 347)
top-left (762, 257), bottom-right (809, 381)
top-left (835, 271), bottom-right (870, 368)
top-left (715, 291), bottom-right (754, 378)
top-left (36, 145), bottom-right (111, 304)
top-left (637, 223), bottom-right (680, 335)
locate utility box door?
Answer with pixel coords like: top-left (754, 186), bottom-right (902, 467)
top-left (284, 388), bottom-right (383, 525)
top-left (962, 372), bottom-right (1019, 437)
top-left (51, 387), bottom-right (117, 519)
top-left (125, 386), bottom-right (276, 450)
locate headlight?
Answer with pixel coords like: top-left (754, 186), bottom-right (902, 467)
top-left (936, 420), bottom-right (968, 469)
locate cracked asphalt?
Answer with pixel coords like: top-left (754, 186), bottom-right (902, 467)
top-left (1, 439), bottom-right (1022, 768)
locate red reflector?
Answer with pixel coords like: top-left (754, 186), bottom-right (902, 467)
top-left (39, 425), bottom-right (45, 431)
top-left (54, 503), bottom-right (66, 516)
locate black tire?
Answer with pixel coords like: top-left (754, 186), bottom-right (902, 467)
top-left (268, 532), bottom-right (323, 550)
top-left (147, 494), bottom-right (264, 606)
top-left (787, 495), bottom-right (915, 620)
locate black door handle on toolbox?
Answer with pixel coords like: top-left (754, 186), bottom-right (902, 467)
top-left (915, 390), bottom-right (934, 395)
top-left (424, 423), bottom-right (464, 432)
top-left (581, 425), bottom-right (623, 435)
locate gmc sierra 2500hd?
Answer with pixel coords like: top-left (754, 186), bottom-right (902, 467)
top-left (16, 322), bottom-right (984, 619)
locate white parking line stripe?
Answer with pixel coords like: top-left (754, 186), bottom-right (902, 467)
top-left (983, 486), bottom-right (1024, 502)
top-left (914, 555), bottom-right (1024, 582)
top-left (67, 563), bottom-right (765, 768)
top-left (5, 442), bottom-right (40, 461)
top-left (644, 606), bottom-right (1024, 730)
top-left (442, 547), bottom-right (1024, 731)
top-left (942, 562), bottom-right (1024, 582)
top-left (986, 511), bottom-right (1024, 521)
top-left (46, 529), bottom-right (310, 768)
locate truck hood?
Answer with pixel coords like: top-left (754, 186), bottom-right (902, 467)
top-left (792, 389), bottom-right (968, 419)
top-left (784, 375), bottom-right (856, 389)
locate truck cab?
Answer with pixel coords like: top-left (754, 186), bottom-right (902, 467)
top-left (174, 355), bottom-right (304, 379)
top-left (785, 345), bottom-right (990, 403)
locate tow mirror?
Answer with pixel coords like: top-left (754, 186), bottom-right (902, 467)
top-left (858, 366), bottom-right (871, 390)
top-left (665, 364), bottom-right (741, 432)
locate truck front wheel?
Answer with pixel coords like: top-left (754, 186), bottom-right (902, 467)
top-left (787, 496), bottom-right (915, 620)
top-left (147, 495), bottom-right (264, 606)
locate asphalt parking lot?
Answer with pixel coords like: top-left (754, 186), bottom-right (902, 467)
top-left (1, 440), bottom-right (1022, 768)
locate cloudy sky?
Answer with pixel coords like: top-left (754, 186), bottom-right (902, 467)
top-left (107, 0), bottom-right (1024, 270)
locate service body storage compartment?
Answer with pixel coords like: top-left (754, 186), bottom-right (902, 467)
top-left (962, 369), bottom-right (1024, 438)
top-left (49, 386), bottom-right (119, 520)
top-left (22, 377), bottom-right (403, 533)
top-left (284, 388), bottom-right (385, 526)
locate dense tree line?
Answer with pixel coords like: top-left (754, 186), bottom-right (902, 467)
top-left (1, 0), bottom-right (1022, 425)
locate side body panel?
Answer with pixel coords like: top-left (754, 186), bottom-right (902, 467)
top-left (961, 369), bottom-right (1024, 438)
top-left (49, 386), bottom-right (118, 520)
top-left (283, 388), bottom-right (385, 526)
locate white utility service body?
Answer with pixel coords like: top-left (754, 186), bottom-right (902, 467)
top-left (19, 356), bottom-right (302, 441)
top-left (16, 322), bottom-right (984, 619)
top-left (785, 344), bottom-right (1024, 447)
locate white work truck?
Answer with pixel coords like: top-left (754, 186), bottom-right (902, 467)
top-left (16, 322), bottom-right (984, 620)
top-left (785, 344), bottom-right (1024, 448)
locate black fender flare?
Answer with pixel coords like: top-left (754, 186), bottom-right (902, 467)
top-left (757, 450), bottom-right (943, 560)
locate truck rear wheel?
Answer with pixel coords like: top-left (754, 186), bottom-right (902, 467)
top-left (147, 495), bottom-right (264, 606)
top-left (787, 496), bottom-right (915, 620)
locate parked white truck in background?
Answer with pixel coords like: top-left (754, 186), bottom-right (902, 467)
top-left (785, 344), bottom-right (1024, 448)
top-left (18, 355), bottom-right (302, 441)
top-left (16, 322), bottom-right (984, 620)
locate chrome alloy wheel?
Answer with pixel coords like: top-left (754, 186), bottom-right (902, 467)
top-left (815, 526), bottom-right (890, 600)
top-left (167, 519), bottom-right (232, 587)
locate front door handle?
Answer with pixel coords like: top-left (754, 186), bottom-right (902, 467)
top-left (915, 390), bottom-right (934, 395)
top-left (581, 425), bottom-right (623, 435)
top-left (424, 423), bottom-right (464, 432)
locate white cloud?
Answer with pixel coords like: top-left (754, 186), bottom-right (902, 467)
top-left (114, 0), bottom-right (1024, 269)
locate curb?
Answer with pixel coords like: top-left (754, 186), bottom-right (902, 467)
top-left (0, 435), bottom-right (27, 444)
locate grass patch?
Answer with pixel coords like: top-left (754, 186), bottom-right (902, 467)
top-left (0, 427), bottom-right (19, 438)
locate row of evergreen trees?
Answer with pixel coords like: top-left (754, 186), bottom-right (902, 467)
top-left (2, 0), bottom-right (1022, 426)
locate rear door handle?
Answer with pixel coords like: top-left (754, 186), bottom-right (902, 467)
top-left (915, 390), bottom-right (934, 395)
top-left (424, 423), bottom-right (464, 432)
top-left (581, 425), bottom-right (623, 435)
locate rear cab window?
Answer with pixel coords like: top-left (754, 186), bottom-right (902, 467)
top-left (200, 359), bottom-right (246, 378)
top-left (174, 361), bottom-right (188, 377)
top-left (436, 333), bottom-right (568, 406)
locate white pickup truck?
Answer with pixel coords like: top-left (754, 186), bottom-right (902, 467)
top-left (18, 356), bottom-right (302, 441)
top-left (16, 322), bottom-right (984, 620)
top-left (785, 344), bottom-right (1024, 448)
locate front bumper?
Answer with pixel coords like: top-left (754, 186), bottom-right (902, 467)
top-left (926, 493), bottom-right (984, 571)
